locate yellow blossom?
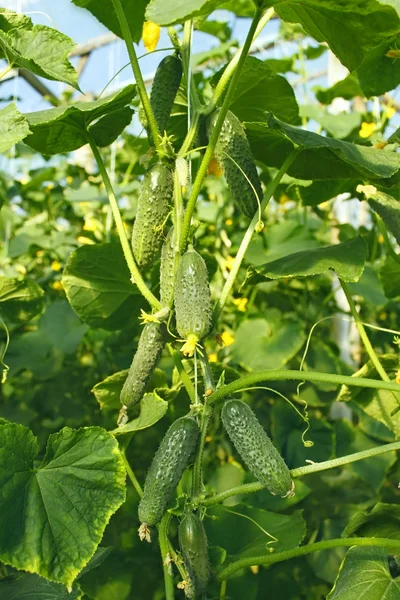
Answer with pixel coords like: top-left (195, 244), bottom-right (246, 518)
top-left (51, 260), bottom-right (62, 272)
top-left (359, 122), bottom-right (376, 138)
top-left (66, 176), bottom-right (74, 184)
top-left (385, 106), bottom-right (396, 119)
top-left (250, 566), bottom-right (259, 575)
top-left (396, 370), bottom-right (400, 385)
top-left (207, 157), bottom-right (223, 177)
top-left (233, 297), bottom-right (248, 312)
top-left (208, 353), bottom-right (218, 362)
top-left (225, 218), bottom-right (233, 226)
top-left (52, 281), bottom-right (64, 291)
top-left (224, 255), bottom-right (236, 271)
top-left (142, 21), bottom-right (160, 52)
top-left (36, 250), bottom-right (44, 257)
top-left (45, 183), bottom-right (54, 192)
top-left (209, 224), bottom-right (216, 231)
top-left (220, 331), bottom-right (235, 347)
top-left (377, 234), bottom-right (384, 244)
top-left (83, 216), bottom-right (99, 232)
top-left (77, 235), bottom-right (95, 245)
top-left (279, 193), bottom-right (290, 205)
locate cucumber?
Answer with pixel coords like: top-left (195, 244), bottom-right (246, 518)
top-left (160, 226), bottom-right (179, 308)
top-left (138, 416), bottom-right (200, 526)
top-left (120, 322), bottom-right (166, 418)
top-left (179, 513), bottom-right (210, 599)
top-left (174, 246), bottom-right (212, 356)
top-left (131, 162), bottom-right (173, 270)
top-left (150, 53), bottom-right (183, 136)
top-left (221, 399), bottom-right (294, 497)
top-left (208, 109), bottom-right (263, 218)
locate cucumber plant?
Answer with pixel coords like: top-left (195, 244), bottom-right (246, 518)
top-left (1, 1), bottom-right (400, 600)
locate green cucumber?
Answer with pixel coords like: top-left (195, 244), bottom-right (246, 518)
top-left (160, 226), bottom-right (180, 308)
top-left (150, 53), bottom-right (183, 136)
top-left (208, 109), bottom-right (263, 218)
top-left (221, 399), bottom-right (294, 497)
top-left (179, 513), bottom-right (210, 599)
top-left (120, 322), bottom-right (166, 418)
top-left (174, 246), bottom-right (212, 356)
top-left (131, 162), bottom-right (173, 270)
top-left (138, 416), bottom-right (200, 526)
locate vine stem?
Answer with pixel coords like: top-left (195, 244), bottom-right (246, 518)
top-left (86, 131), bottom-right (161, 311)
top-left (197, 439), bottom-right (400, 506)
top-left (213, 149), bottom-right (300, 322)
top-left (159, 513), bottom-right (175, 600)
top-left (111, 0), bottom-right (162, 157)
top-left (340, 279), bottom-right (400, 409)
top-left (218, 537), bottom-right (400, 580)
top-left (121, 450), bottom-right (143, 497)
top-left (168, 344), bottom-right (196, 404)
top-left (207, 8), bottom-right (275, 113)
top-left (179, 7), bottom-right (264, 253)
top-left (208, 369), bottom-right (400, 405)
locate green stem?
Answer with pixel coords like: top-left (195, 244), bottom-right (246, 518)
top-left (208, 8), bottom-right (275, 113)
top-left (178, 111), bottom-right (200, 158)
top-left (340, 279), bottom-right (400, 409)
top-left (218, 537), bottom-right (400, 580)
top-left (111, 0), bottom-right (162, 157)
top-left (159, 513), bottom-right (175, 600)
top-left (179, 8), bottom-right (264, 253)
top-left (198, 440), bottom-right (400, 506)
top-left (220, 580), bottom-right (227, 600)
top-left (182, 20), bottom-right (201, 113)
top-left (121, 451), bottom-right (143, 497)
top-left (86, 132), bottom-right (161, 311)
top-left (213, 149), bottom-right (300, 322)
top-left (168, 344), bottom-right (196, 403)
top-left (208, 369), bottom-right (400, 405)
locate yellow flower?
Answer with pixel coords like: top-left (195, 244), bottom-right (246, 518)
top-left (396, 370), bottom-right (400, 385)
top-left (51, 260), bottom-right (62, 272)
top-left (66, 176), bottom-right (74, 184)
top-left (83, 216), bottom-right (99, 232)
top-left (225, 218), bottom-right (233, 226)
top-left (77, 236), bottom-right (95, 245)
top-left (224, 256), bottom-right (236, 271)
top-left (250, 566), bottom-right (259, 575)
top-left (209, 224), bottom-right (216, 231)
top-left (52, 281), bottom-right (64, 291)
top-left (359, 122), bottom-right (376, 138)
top-left (221, 331), bottom-right (235, 347)
top-left (45, 183), bottom-right (54, 192)
top-left (36, 250), bottom-right (44, 257)
top-left (16, 264), bottom-right (26, 275)
top-left (142, 21), bottom-right (160, 52)
top-left (385, 106), bottom-right (396, 119)
top-left (208, 353), bottom-right (218, 363)
top-left (207, 157), bottom-right (223, 177)
top-left (279, 193), bottom-right (290, 205)
top-left (233, 297), bottom-right (248, 312)
top-left (377, 234), bottom-right (384, 244)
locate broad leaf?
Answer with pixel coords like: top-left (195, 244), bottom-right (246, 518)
top-left (24, 86), bottom-right (136, 155)
top-left (0, 574), bottom-right (82, 600)
top-left (246, 237), bottom-right (367, 285)
top-left (246, 114), bottom-right (400, 182)
top-left (299, 105), bottom-right (361, 139)
top-left (315, 73), bottom-right (363, 105)
top-left (112, 392), bottom-right (168, 435)
top-left (62, 243), bottom-right (146, 330)
top-left (362, 189), bottom-right (400, 244)
top-left (72, 0), bottom-right (148, 44)
top-left (344, 503), bottom-right (400, 549)
top-left (0, 423), bottom-right (126, 587)
top-left (328, 546), bottom-right (400, 599)
top-left (146, 0), bottom-right (222, 26)
top-left (0, 9), bottom-right (79, 89)
top-left (92, 370), bottom-right (129, 411)
top-left (231, 309), bottom-right (305, 371)
top-left (380, 256), bottom-right (400, 298)
top-left (0, 276), bottom-right (44, 322)
top-left (0, 103), bottom-right (31, 154)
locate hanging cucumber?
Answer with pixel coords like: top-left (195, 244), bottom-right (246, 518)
top-left (174, 246), bottom-right (212, 356)
top-left (208, 109), bottom-right (263, 218)
top-left (119, 322), bottom-right (166, 423)
top-left (221, 398), bottom-right (294, 497)
top-left (179, 513), bottom-right (210, 599)
top-left (131, 162), bottom-right (173, 270)
top-left (138, 416), bottom-right (200, 533)
top-left (160, 226), bottom-right (179, 308)
top-left (150, 53), bottom-right (183, 136)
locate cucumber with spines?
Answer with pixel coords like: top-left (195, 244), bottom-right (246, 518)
top-left (208, 109), bottom-right (263, 218)
top-left (174, 246), bottom-right (212, 356)
top-left (179, 513), bottom-right (210, 599)
top-left (160, 226), bottom-right (179, 308)
top-left (138, 416), bottom-right (200, 527)
top-left (221, 398), bottom-right (294, 497)
top-left (131, 162), bottom-right (173, 270)
top-left (150, 53), bottom-right (183, 136)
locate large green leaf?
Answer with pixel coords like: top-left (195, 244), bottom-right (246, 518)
top-left (112, 392), bottom-right (168, 435)
top-left (0, 103), bottom-right (31, 154)
top-left (62, 243), bottom-right (146, 330)
top-left (299, 105), bottom-right (361, 139)
top-left (270, 0), bottom-right (400, 72)
top-left (231, 309), bottom-right (305, 371)
top-left (246, 237), bottom-right (367, 285)
top-left (146, 0), bottom-right (223, 26)
top-left (72, 0), bottom-right (148, 44)
top-left (344, 503), bottom-right (400, 545)
top-left (0, 423), bottom-right (126, 587)
top-left (246, 114), bottom-right (400, 181)
top-left (222, 57), bottom-right (299, 125)
top-left (362, 189), bottom-right (400, 244)
top-left (315, 73), bottom-right (363, 105)
top-left (0, 276), bottom-right (44, 322)
top-left (24, 86), bottom-right (136, 155)
top-left (0, 9), bottom-right (79, 89)
top-left (0, 574), bottom-right (82, 600)
top-left (380, 256), bottom-right (400, 298)
top-left (327, 546), bottom-right (400, 599)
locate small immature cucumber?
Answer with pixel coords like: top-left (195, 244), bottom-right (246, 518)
top-left (160, 226), bottom-right (179, 308)
top-left (208, 109), bottom-right (263, 218)
top-left (120, 322), bottom-right (166, 416)
top-left (221, 399), bottom-right (294, 497)
top-left (131, 162), bottom-right (173, 270)
top-left (174, 246), bottom-right (212, 356)
top-left (138, 416), bottom-right (200, 526)
top-left (179, 513), bottom-right (210, 599)
top-left (150, 53), bottom-right (183, 135)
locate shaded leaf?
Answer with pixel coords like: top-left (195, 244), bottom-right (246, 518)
top-left (0, 276), bottom-right (44, 322)
top-left (380, 256), bottom-right (400, 298)
top-left (0, 574), bottom-right (82, 600)
top-left (0, 423), bottom-right (126, 587)
top-left (92, 370), bottom-right (129, 411)
top-left (146, 0), bottom-right (221, 26)
top-left (112, 392), bottom-right (168, 435)
top-left (299, 105), bottom-right (361, 139)
top-left (365, 190), bottom-right (400, 244)
top-left (0, 103), bottom-right (31, 154)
